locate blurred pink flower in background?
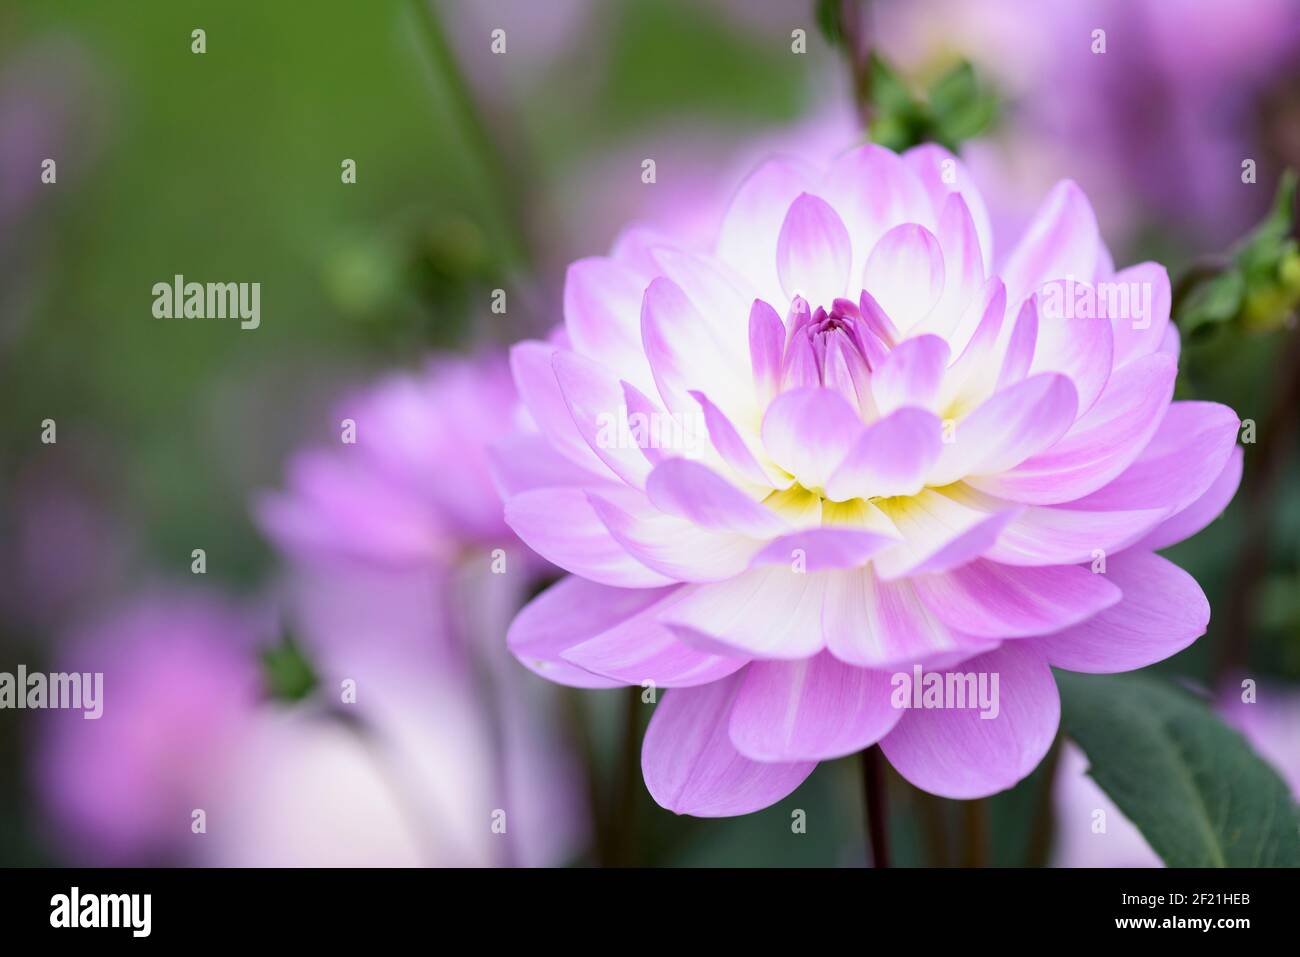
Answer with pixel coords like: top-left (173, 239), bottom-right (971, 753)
top-left (250, 352), bottom-right (586, 866)
top-left (501, 139), bottom-right (1241, 814)
top-left (37, 352), bottom-right (587, 866)
top-left (874, 0), bottom-right (1300, 251)
top-left (35, 592), bottom-right (262, 865)
top-left (1052, 682), bottom-right (1300, 867)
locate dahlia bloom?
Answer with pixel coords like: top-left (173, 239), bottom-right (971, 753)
top-left (500, 142), bottom-right (1242, 814)
top-left (253, 354), bottom-right (586, 865)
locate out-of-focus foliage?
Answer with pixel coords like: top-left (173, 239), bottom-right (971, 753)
top-left (865, 55), bottom-right (999, 154)
top-left (1178, 170), bottom-right (1300, 337)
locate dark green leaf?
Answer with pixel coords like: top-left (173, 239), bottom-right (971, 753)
top-left (1058, 671), bottom-right (1300, 867)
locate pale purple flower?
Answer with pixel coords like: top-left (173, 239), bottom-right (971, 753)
top-left (257, 354), bottom-right (519, 570)
top-left (500, 142), bottom-right (1242, 814)
top-left (252, 353), bottom-right (586, 865)
top-left (203, 662), bottom-right (583, 867)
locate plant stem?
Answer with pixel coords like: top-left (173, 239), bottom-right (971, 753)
top-left (913, 787), bottom-right (951, 867)
top-left (837, 0), bottom-right (874, 130)
top-left (610, 686), bottom-right (642, 866)
top-left (561, 688), bottom-right (610, 866)
top-left (405, 0), bottom-right (533, 268)
top-left (1024, 733), bottom-right (1063, 867)
top-left (860, 745), bottom-right (891, 867)
top-left (962, 798), bottom-right (989, 868)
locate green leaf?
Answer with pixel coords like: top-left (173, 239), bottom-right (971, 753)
top-left (260, 634), bottom-right (321, 703)
top-left (867, 52), bottom-right (916, 116)
top-left (1179, 269), bottom-right (1245, 336)
top-left (1057, 671), bottom-right (1300, 868)
top-left (814, 0), bottom-right (845, 49)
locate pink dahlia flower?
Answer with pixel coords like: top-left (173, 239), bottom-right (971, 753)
top-left (499, 142), bottom-right (1243, 814)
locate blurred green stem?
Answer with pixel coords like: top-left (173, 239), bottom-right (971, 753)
top-left (610, 686), bottom-right (642, 866)
top-left (836, 0), bottom-right (874, 130)
top-left (406, 0), bottom-right (532, 268)
top-left (1217, 318), bottom-right (1300, 678)
top-left (913, 787), bottom-right (951, 867)
top-left (1024, 734), bottom-right (1063, 867)
top-left (962, 798), bottom-right (988, 868)
top-left (860, 745), bottom-right (891, 867)
top-left (561, 689), bottom-right (612, 865)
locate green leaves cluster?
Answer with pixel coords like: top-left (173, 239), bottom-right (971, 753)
top-left (1177, 170), bottom-right (1300, 337)
top-left (815, 0), bottom-right (998, 152)
top-left (865, 55), bottom-right (999, 154)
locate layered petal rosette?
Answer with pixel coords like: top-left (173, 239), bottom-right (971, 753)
top-left (499, 143), bottom-right (1242, 814)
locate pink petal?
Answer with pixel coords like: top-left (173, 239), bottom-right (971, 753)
top-left (1029, 552), bottom-right (1209, 673)
top-left (749, 299), bottom-right (786, 405)
top-left (776, 193), bottom-right (852, 307)
top-left (761, 387), bottom-right (864, 492)
top-left (488, 432), bottom-right (603, 497)
top-left (995, 297), bottom-right (1039, 390)
top-left (553, 350), bottom-right (653, 488)
top-left (929, 373), bottom-right (1078, 486)
top-left (504, 486), bottom-right (675, 587)
top-left (641, 276), bottom-right (752, 419)
top-left (970, 353), bottom-right (1177, 504)
top-left (821, 330), bottom-right (874, 415)
top-left (645, 458), bottom-right (787, 537)
top-left (863, 224), bottom-right (946, 333)
top-left (563, 257), bottom-right (655, 394)
top-left (1107, 263), bottom-right (1172, 368)
top-left (560, 590), bottom-right (748, 688)
top-left (508, 576), bottom-right (670, 688)
top-left (823, 567), bottom-right (993, 667)
top-left (620, 380), bottom-right (674, 466)
top-left (717, 157), bottom-right (818, 307)
top-left (880, 642), bottom-right (1059, 798)
top-left (1000, 180), bottom-right (1102, 307)
top-left (871, 334), bottom-right (949, 415)
top-left (690, 390), bottom-right (782, 489)
top-left (648, 245), bottom-right (751, 364)
top-left (903, 144), bottom-right (994, 273)
top-left (824, 407), bottom-right (944, 500)
top-left (663, 566), bottom-right (827, 659)
top-left (586, 491), bottom-right (760, 583)
top-left (946, 483), bottom-right (1169, 566)
top-left (874, 489), bottom-right (1020, 580)
top-left (914, 192), bottom-right (987, 340)
top-left (642, 674), bottom-right (816, 817)
top-left (914, 560), bottom-right (1122, 639)
top-left (751, 526), bottom-right (898, 571)
top-left (1028, 302), bottom-right (1114, 414)
top-left (1137, 446), bottom-right (1242, 551)
top-left (510, 341), bottom-right (608, 475)
top-left (939, 279), bottom-right (1008, 405)
top-left (1066, 401), bottom-right (1240, 515)
top-left (729, 653), bottom-right (903, 761)
top-left (821, 143), bottom-right (935, 284)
